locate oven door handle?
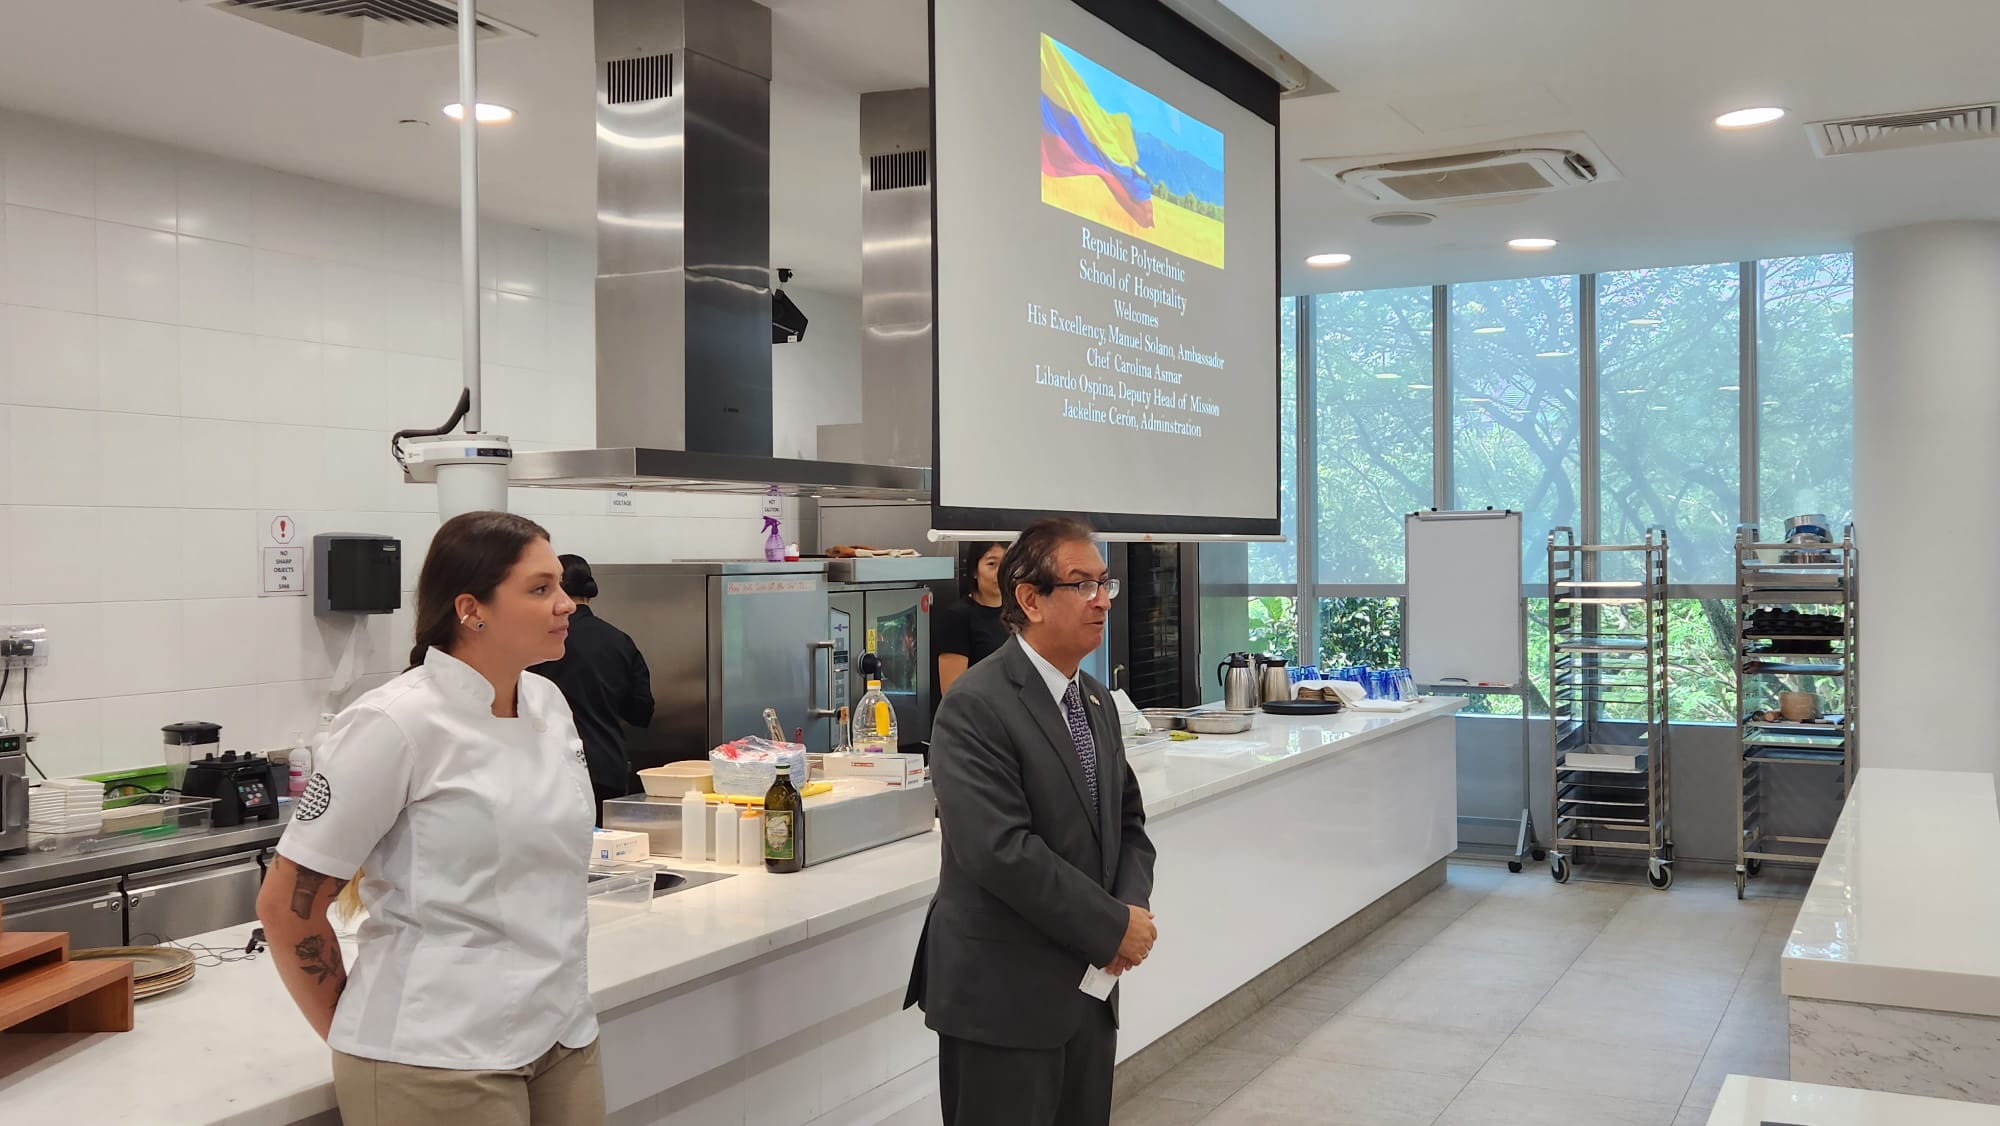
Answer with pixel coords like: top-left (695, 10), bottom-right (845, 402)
top-left (1, 765), bottom-right (27, 836)
top-left (807, 640), bottom-right (838, 719)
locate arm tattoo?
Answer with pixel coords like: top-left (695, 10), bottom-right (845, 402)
top-left (288, 866), bottom-right (347, 920)
top-left (293, 934), bottom-right (342, 987)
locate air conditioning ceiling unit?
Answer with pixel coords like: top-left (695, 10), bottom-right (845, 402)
top-left (1307, 133), bottom-right (1621, 205)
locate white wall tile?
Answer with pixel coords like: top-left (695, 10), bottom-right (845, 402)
top-left (8, 600), bottom-right (102, 702)
top-left (322, 427), bottom-right (389, 511)
top-left (4, 206), bottom-right (96, 313)
top-left (491, 224), bottom-right (548, 298)
top-left (99, 690), bottom-right (186, 770)
top-left (256, 424), bottom-right (330, 510)
top-left (179, 417), bottom-right (260, 509)
top-left (183, 598), bottom-right (264, 689)
top-left (253, 596), bottom-right (332, 684)
top-left (99, 412), bottom-right (185, 509)
top-left (6, 304), bottom-right (97, 409)
top-left (19, 699), bottom-right (102, 779)
top-left (166, 686), bottom-right (260, 759)
top-left (253, 249), bottom-right (321, 342)
top-left (0, 405), bottom-right (11, 505)
top-left (319, 344), bottom-right (390, 431)
top-left (178, 235), bottom-right (254, 333)
top-left (98, 507), bottom-right (186, 602)
top-left (319, 261), bottom-right (380, 351)
top-left (548, 299), bottom-right (594, 375)
top-left (176, 155), bottom-right (254, 246)
top-left (377, 269), bottom-right (437, 357)
top-left (386, 352), bottom-right (460, 437)
top-left (96, 221), bottom-right (177, 323)
top-left (0, 305), bottom-right (12, 405)
top-left (547, 235), bottom-right (596, 306)
top-left (97, 316), bottom-right (179, 415)
top-left (321, 183), bottom-right (388, 270)
top-left (252, 171), bottom-right (332, 259)
top-left (179, 508), bottom-right (258, 600)
top-left (380, 199), bottom-right (455, 282)
top-left (101, 599), bottom-right (185, 696)
top-left (95, 141), bottom-right (178, 234)
top-left (0, 508), bottom-right (11, 596)
top-left (178, 326), bottom-right (258, 422)
top-left (253, 336), bottom-right (323, 426)
top-left (9, 407), bottom-right (102, 507)
top-left (256, 678), bottom-right (332, 750)
top-left (3, 119), bottom-right (94, 217)
top-left (492, 290), bottom-right (548, 371)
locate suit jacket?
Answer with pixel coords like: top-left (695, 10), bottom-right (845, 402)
top-left (905, 635), bottom-right (1158, 1050)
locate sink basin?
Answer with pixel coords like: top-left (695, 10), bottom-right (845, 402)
top-left (652, 869), bottom-right (737, 898)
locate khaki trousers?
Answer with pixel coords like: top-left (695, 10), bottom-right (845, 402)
top-left (331, 1039), bottom-right (605, 1126)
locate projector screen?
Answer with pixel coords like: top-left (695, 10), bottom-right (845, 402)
top-left (931, 0), bottom-right (1282, 537)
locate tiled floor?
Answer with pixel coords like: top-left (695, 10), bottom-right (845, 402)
top-left (1115, 859), bottom-right (1810, 1126)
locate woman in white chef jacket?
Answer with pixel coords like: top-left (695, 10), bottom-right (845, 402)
top-left (256, 511), bottom-right (604, 1125)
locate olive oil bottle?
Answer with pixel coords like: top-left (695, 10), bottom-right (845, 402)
top-left (763, 763), bottom-right (804, 873)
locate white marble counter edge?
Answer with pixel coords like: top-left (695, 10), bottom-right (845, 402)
top-left (1708, 1074), bottom-right (2000, 1125)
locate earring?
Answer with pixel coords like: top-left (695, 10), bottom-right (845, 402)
top-left (475, 622), bottom-right (486, 631)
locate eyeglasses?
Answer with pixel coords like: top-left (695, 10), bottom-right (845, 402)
top-left (1048, 578), bottom-right (1120, 601)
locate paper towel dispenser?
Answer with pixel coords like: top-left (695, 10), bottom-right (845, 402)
top-left (314, 533), bottom-right (401, 617)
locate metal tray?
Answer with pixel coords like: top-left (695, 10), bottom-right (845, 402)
top-left (1260, 700), bottom-right (1343, 716)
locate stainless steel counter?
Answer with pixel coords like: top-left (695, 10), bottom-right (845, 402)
top-left (0, 807), bottom-right (290, 896)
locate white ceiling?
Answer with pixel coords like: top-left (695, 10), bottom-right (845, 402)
top-left (1239, 0), bottom-right (2000, 294)
top-left (1, 1), bottom-right (1996, 298)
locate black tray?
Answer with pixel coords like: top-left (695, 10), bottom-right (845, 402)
top-left (1262, 700), bottom-right (1344, 716)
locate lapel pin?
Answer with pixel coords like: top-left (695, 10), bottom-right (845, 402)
top-left (1088, 694), bottom-right (1100, 707)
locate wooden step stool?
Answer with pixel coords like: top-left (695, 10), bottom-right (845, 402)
top-left (0, 902), bottom-right (135, 1034)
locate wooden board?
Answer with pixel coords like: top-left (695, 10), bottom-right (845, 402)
top-left (0, 959), bottom-right (135, 1034)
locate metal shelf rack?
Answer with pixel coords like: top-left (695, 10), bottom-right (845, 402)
top-left (1546, 527), bottom-right (1674, 889)
top-left (1733, 525), bottom-right (1858, 898)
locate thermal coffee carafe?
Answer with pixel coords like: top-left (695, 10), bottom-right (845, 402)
top-left (1217, 652), bottom-right (1258, 712)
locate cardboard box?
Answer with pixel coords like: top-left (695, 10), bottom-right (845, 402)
top-left (819, 752), bottom-right (928, 789)
top-left (591, 828), bottom-right (650, 863)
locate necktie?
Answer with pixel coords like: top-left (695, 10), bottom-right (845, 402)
top-left (1061, 680), bottom-right (1100, 812)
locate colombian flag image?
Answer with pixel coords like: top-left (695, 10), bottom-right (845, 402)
top-left (1040, 34), bottom-right (1225, 269)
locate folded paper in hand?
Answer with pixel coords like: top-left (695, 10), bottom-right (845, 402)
top-left (1079, 964), bottom-right (1118, 1000)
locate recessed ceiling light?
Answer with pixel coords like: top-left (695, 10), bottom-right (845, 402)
top-left (1535, 350), bottom-right (1569, 358)
top-left (1649, 404), bottom-right (1670, 412)
top-left (1473, 326), bottom-right (1506, 335)
top-left (1463, 396), bottom-right (1491, 404)
top-left (444, 102), bottom-right (516, 124)
top-left (1408, 383), bottom-right (1433, 390)
top-left (1374, 372), bottom-right (1402, 380)
top-left (1619, 388), bottom-right (1648, 395)
top-left (1840, 332), bottom-right (1854, 339)
top-left (1306, 252), bottom-right (1352, 267)
top-left (1715, 106), bottom-right (1786, 129)
top-left (1627, 317), bottom-right (1663, 326)
top-left (1718, 384), bottom-right (1740, 391)
top-left (1371, 211), bottom-right (1437, 228)
top-left (1507, 237), bottom-right (1558, 251)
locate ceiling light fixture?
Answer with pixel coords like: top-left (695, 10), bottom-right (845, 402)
top-left (1840, 332), bottom-right (1854, 339)
top-left (1715, 106), bottom-right (1786, 129)
top-left (1627, 317), bottom-right (1663, 326)
top-left (1719, 384), bottom-right (1740, 392)
top-left (1649, 404), bottom-right (1670, 412)
top-left (1536, 350), bottom-right (1569, 358)
top-left (1463, 396), bottom-right (1492, 404)
top-left (1374, 372), bottom-right (1402, 380)
top-left (1306, 252), bottom-right (1352, 267)
top-left (444, 102), bottom-right (516, 124)
top-left (1473, 326), bottom-right (1506, 335)
top-left (1619, 388), bottom-right (1648, 395)
top-left (1507, 237), bottom-right (1558, 251)
top-left (1408, 383), bottom-right (1433, 390)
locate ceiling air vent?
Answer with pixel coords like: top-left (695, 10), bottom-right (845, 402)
top-left (1306, 132), bottom-right (1620, 205)
top-left (192, 0), bottom-right (531, 58)
top-left (1806, 103), bottom-right (2000, 157)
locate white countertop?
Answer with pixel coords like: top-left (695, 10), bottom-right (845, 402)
top-left (0, 699), bottom-right (1462, 1125)
top-left (1783, 768), bottom-right (2000, 1017)
top-left (1707, 1075), bottom-right (2000, 1125)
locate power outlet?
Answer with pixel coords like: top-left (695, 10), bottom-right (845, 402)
top-left (0, 624), bottom-right (51, 670)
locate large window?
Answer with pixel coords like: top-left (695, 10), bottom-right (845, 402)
top-left (1247, 298), bottom-right (1299, 584)
top-left (1268, 253), bottom-right (1853, 725)
top-left (1596, 265), bottom-right (1741, 584)
top-left (1758, 254), bottom-right (1854, 530)
top-left (1312, 288), bottom-right (1434, 583)
top-left (1450, 277), bottom-right (1581, 582)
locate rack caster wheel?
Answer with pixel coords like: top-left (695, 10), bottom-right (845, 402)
top-left (1648, 863), bottom-right (1674, 891)
top-left (1736, 872), bottom-right (1747, 900)
top-left (1746, 859), bottom-right (1763, 877)
top-left (1531, 847), bottom-right (1548, 862)
top-left (1508, 860), bottom-right (1523, 873)
top-left (1550, 857), bottom-right (1571, 884)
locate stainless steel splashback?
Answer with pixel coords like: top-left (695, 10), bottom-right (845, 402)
top-left (593, 0), bottom-right (772, 456)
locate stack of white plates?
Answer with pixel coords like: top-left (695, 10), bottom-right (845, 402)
top-left (28, 778), bottom-right (105, 835)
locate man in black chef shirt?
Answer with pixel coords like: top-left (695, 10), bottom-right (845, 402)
top-left (933, 541), bottom-right (1011, 697)
top-left (532, 555), bottom-right (656, 824)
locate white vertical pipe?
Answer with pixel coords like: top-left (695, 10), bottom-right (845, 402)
top-left (458, 0), bottom-right (483, 432)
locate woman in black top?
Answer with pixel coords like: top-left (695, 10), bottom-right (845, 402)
top-left (532, 555), bottom-right (656, 824)
top-left (933, 541), bottom-right (1010, 695)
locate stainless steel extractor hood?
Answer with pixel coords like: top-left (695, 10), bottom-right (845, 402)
top-left (509, 0), bottom-right (931, 501)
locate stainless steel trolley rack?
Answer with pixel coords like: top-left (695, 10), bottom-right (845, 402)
top-left (1546, 527), bottom-right (1674, 889)
top-left (1733, 525), bottom-right (1858, 899)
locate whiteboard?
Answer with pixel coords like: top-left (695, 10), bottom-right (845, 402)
top-left (1404, 510), bottom-right (1524, 689)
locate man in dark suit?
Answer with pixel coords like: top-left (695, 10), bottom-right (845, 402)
top-left (906, 517), bottom-right (1158, 1125)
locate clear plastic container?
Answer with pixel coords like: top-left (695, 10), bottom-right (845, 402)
top-left (851, 681), bottom-right (898, 753)
top-left (585, 860), bottom-right (654, 928)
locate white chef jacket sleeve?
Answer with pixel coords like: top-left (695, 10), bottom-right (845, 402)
top-left (275, 705), bottom-right (414, 880)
